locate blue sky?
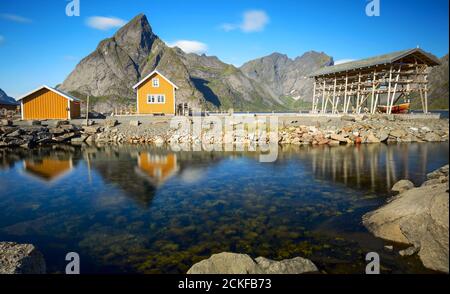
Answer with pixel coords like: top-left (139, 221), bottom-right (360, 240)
top-left (0, 0), bottom-right (448, 97)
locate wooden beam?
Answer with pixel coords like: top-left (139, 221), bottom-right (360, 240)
top-left (386, 66), bottom-right (393, 114)
top-left (321, 80), bottom-right (326, 113)
top-left (312, 80), bottom-right (317, 112)
top-left (343, 74), bottom-right (348, 114)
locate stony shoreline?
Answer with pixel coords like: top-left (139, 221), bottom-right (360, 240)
top-left (1, 114), bottom-right (448, 148)
top-left (363, 165), bottom-right (449, 273)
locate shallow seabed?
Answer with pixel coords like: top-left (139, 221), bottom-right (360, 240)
top-left (0, 143), bottom-right (448, 273)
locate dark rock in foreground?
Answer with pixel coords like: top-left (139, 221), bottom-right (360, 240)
top-left (0, 242), bottom-right (46, 274)
top-left (187, 252), bottom-right (318, 274)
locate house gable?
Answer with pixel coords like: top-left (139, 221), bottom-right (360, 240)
top-left (135, 71), bottom-right (176, 115)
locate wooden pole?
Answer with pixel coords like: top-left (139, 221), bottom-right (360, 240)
top-left (370, 70), bottom-right (376, 114)
top-left (331, 77), bottom-right (336, 114)
top-left (343, 74), bottom-right (348, 114)
top-left (85, 95), bottom-right (90, 125)
top-left (389, 66), bottom-right (402, 113)
top-left (424, 73), bottom-right (429, 113)
top-left (321, 80), bottom-right (326, 113)
top-left (356, 72), bottom-right (362, 114)
top-left (387, 66), bottom-right (393, 114)
top-left (312, 81), bottom-right (317, 113)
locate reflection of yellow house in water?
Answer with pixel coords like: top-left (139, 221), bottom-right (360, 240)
top-left (136, 153), bottom-right (178, 186)
top-left (23, 157), bottom-right (73, 182)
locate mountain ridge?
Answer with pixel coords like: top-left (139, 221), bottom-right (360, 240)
top-left (59, 14), bottom-right (332, 112)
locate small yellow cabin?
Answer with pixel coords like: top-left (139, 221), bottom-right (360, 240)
top-left (133, 70), bottom-right (178, 115)
top-left (17, 85), bottom-right (81, 120)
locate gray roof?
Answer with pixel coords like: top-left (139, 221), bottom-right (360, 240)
top-left (310, 48), bottom-right (441, 77)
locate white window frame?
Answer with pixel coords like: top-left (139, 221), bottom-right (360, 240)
top-left (152, 78), bottom-right (160, 87)
top-left (147, 94), bottom-right (166, 104)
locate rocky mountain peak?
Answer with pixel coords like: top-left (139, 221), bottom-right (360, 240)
top-left (114, 14), bottom-right (154, 46)
top-left (0, 88), bottom-right (17, 105)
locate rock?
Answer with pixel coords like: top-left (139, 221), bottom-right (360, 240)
top-left (49, 128), bottom-right (66, 135)
top-left (82, 126), bottom-right (100, 134)
top-left (341, 115), bottom-right (356, 122)
top-left (153, 136), bottom-right (164, 145)
top-left (365, 132), bottom-right (381, 143)
top-left (46, 120), bottom-right (69, 128)
top-left (328, 140), bottom-right (340, 146)
top-left (424, 132), bottom-right (441, 142)
top-left (26, 120), bottom-right (41, 126)
top-left (187, 252), bottom-right (317, 274)
top-left (0, 242), bottom-right (46, 274)
top-left (82, 119), bottom-right (95, 126)
top-left (427, 165), bottom-right (449, 180)
top-left (104, 119), bottom-right (118, 127)
top-left (254, 257), bottom-right (318, 274)
top-left (71, 135), bottom-right (88, 144)
top-left (390, 129), bottom-right (407, 138)
top-left (130, 120), bottom-right (140, 127)
top-left (391, 179), bottom-right (414, 194)
top-left (1, 119), bottom-right (12, 126)
top-left (85, 134), bottom-right (97, 143)
top-left (399, 246), bottom-right (419, 257)
top-left (6, 129), bottom-right (23, 137)
top-left (384, 245), bottom-right (394, 252)
top-left (330, 133), bottom-right (346, 143)
top-left (60, 124), bottom-right (76, 131)
top-left (53, 132), bottom-right (76, 142)
top-left (363, 165), bottom-right (449, 273)
top-left (187, 252), bottom-right (261, 274)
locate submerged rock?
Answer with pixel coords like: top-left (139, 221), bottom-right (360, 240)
top-left (391, 179), bottom-right (414, 194)
top-left (0, 242), bottom-right (46, 274)
top-left (363, 165), bottom-right (449, 273)
top-left (187, 252), bottom-right (318, 274)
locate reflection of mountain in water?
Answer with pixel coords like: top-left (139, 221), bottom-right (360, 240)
top-left (86, 145), bottom-right (225, 207)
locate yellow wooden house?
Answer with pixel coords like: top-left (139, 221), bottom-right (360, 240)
top-left (132, 70), bottom-right (178, 115)
top-left (17, 85), bottom-right (81, 120)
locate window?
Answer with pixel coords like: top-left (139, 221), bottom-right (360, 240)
top-left (147, 94), bottom-right (165, 104)
top-left (152, 78), bottom-right (159, 87)
top-left (147, 94), bottom-right (155, 103)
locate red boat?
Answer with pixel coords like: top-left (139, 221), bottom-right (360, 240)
top-left (377, 102), bottom-right (410, 114)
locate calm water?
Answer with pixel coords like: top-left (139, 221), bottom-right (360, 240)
top-left (0, 143), bottom-right (448, 274)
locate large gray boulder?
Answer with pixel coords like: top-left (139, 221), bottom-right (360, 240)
top-left (187, 252), bottom-right (318, 274)
top-left (363, 166), bottom-right (449, 273)
top-left (0, 242), bottom-right (46, 274)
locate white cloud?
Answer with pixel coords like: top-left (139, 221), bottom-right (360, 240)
top-left (0, 35), bottom-right (4, 44)
top-left (0, 13), bottom-right (32, 23)
top-left (241, 10), bottom-right (269, 32)
top-left (167, 40), bottom-right (208, 54)
top-left (334, 59), bottom-right (355, 65)
top-left (221, 10), bottom-right (269, 33)
top-left (86, 16), bottom-right (127, 30)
